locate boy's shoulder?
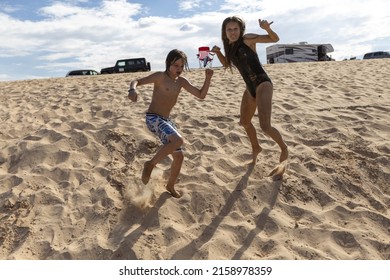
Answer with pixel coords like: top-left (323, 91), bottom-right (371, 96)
top-left (151, 71), bottom-right (166, 77)
top-left (177, 75), bottom-right (188, 80)
top-left (144, 71), bottom-right (166, 81)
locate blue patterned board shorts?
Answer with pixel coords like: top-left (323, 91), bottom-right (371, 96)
top-left (145, 113), bottom-right (182, 151)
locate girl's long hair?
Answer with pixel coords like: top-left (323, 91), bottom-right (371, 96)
top-left (221, 16), bottom-right (246, 70)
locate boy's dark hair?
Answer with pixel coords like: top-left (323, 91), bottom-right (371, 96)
top-left (165, 49), bottom-right (190, 72)
top-left (221, 16), bottom-right (246, 70)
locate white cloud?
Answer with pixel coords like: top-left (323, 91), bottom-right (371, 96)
top-left (179, 23), bottom-right (201, 32)
top-left (39, 3), bottom-right (84, 18)
top-left (0, 3), bottom-right (20, 13)
top-left (178, 0), bottom-right (201, 11)
top-left (0, 73), bottom-right (11, 80)
top-left (0, 0), bottom-right (389, 80)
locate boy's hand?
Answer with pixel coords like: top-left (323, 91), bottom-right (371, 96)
top-left (205, 68), bottom-right (214, 79)
top-left (128, 89), bottom-right (138, 102)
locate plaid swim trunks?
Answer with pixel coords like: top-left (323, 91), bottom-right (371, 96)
top-left (145, 113), bottom-right (182, 150)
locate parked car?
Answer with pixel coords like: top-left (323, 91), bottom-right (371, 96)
top-left (100, 58), bottom-right (151, 74)
top-left (66, 69), bottom-right (99, 77)
top-left (363, 51), bottom-right (390, 59)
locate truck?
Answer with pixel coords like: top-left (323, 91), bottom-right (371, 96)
top-left (266, 42), bottom-right (334, 64)
top-left (100, 57), bottom-right (151, 74)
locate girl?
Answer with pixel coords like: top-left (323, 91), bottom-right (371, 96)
top-left (212, 16), bottom-right (288, 167)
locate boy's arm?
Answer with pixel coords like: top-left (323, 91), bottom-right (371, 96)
top-left (128, 80), bottom-right (139, 101)
top-left (183, 69), bottom-right (213, 99)
top-left (128, 72), bottom-right (161, 102)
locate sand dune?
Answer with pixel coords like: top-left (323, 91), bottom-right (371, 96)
top-left (0, 59), bottom-right (389, 260)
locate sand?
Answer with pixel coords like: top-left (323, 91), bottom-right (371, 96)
top-left (0, 59), bottom-right (389, 260)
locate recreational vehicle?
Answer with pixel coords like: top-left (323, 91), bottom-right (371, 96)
top-left (266, 42), bottom-right (334, 64)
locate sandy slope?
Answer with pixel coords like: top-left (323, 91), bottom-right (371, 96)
top-left (0, 59), bottom-right (389, 259)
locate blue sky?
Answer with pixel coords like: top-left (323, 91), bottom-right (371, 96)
top-left (0, 0), bottom-right (389, 81)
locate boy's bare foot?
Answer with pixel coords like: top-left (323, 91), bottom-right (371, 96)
top-left (142, 161), bottom-right (154, 184)
top-left (251, 145), bottom-right (262, 164)
top-left (280, 146), bottom-right (288, 163)
top-left (166, 185), bottom-right (181, 198)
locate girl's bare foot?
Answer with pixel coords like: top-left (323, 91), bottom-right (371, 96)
top-left (142, 161), bottom-right (154, 184)
top-left (252, 145), bottom-right (262, 164)
top-left (166, 185), bottom-right (181, 198)
top-left (268, 161), bottom-right (286, 180)
top-left (280, 146), bottom-right (288, 163)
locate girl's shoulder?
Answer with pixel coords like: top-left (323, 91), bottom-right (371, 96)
top-left (243, 33), bottom-right (260, 39)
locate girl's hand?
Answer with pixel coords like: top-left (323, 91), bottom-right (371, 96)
top-left (211, 45), bottom-right (221, 53)
top-left (259, 19), bottom-right (273, 30)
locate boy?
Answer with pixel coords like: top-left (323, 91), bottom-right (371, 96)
top-left (128, 49), bottom-right (213, 198)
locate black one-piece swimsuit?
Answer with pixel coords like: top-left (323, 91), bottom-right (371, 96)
top-left (231, 40), bottom-right (272, 97)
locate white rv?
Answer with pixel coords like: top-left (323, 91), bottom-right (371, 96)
top-left (266, 42), bottom-right (334, 64)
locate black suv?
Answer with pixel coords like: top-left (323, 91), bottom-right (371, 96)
top-left (100, 58), bottom-right (151, 74)
top-left (363, 51), bottom-right (390, 59)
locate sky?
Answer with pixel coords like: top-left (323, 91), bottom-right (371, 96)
top-left (0, 0), bottom-right (389, 81)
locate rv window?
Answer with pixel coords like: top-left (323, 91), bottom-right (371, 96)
top-left (285, 48), bottom-right (294, 55)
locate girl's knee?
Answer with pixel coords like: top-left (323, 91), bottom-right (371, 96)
top-left (260, 122), bottom-right (272, 134)
top-left (239, 118), bottom-right (252, 128)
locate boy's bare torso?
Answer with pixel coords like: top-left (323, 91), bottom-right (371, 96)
top-left (147, 72), bottom-right (184, 118)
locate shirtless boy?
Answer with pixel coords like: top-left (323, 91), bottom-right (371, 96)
top-left (128, 49), bottom-right (214, 198)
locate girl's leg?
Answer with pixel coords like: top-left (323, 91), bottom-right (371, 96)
top-left (166, 150), bottom-right (184, 198)
top-left (256, 82), bottom-right (288, 162)
top-left (240, 89), bottom-right (262, 163)
top-left (142, 134), bottom-right (183, 184)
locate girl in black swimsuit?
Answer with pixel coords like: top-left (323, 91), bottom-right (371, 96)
top-left (213, 16), bottom-right (288, 168)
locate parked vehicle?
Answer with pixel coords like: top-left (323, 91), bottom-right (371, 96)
top-left (363, 51), bottom-right (390, 59)
top-left (266, 42), bottom-right (334, 63)
top-left (66, 69), bottom-right (99, 77)
top-left (100, 58), bottom-right (151, 74)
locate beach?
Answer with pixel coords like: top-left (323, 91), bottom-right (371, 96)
top-left (0, 59), bottom-right (389, 260)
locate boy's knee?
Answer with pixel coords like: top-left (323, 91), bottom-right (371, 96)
top-left (175, 136), bottom-right (184, 147)
top-left (170, 134), bottom-right (184, 148)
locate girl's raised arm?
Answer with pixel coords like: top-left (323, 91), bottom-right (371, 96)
top-left (245, 19), bottom-right (279, 44)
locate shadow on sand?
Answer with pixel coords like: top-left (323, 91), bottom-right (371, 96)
top-left (109, 192), bottom-right (170, 259)
top-left (171, 163), bottom-right (282, 259)
top-left (109, 162), bottom-right (282, 260)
